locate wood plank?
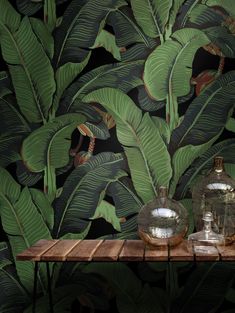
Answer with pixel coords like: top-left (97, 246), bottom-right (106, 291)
top-left (67, 240), bottom-right (103, 261)
top-left (169, 241), bottom-right (194, 261)
top-left (216, 243), bottom-right (235, 261)
top-left (193, 244), bottom-right (220, 261)
top-left (144, 244), bottom-right (168, 261)
top-left (41, 240), bottom-right (81, 261)
top-left (93, 240), bottom-right (124, 261)
top-left (16, 240), bottom-right (58, 261)
top-left (119, 240), bottom-right (145, 261)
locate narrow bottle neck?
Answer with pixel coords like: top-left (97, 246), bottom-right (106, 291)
top-left (213, 156), bottom-right (224, 173)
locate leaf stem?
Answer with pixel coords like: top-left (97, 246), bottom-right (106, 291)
top-left (166, 93), bottom-right (179, 132)
top-left (44, 0), bottom-right (57, 32)
top-left (44, 165), bottom-right (56, 202)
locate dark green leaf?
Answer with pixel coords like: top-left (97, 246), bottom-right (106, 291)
top-left (60, 61), bottom-right (144, 114)
top-left (53, 152), bottom-right (125, 237)
top-left (170, 71), bottom-right (235, 152)
top-left (0, 17), bottom-right (56, 123)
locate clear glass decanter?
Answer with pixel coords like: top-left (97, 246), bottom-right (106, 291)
top-left (192, 156), bottom-right (235, 245)
top-left (137, 187), bottom-right (189, 247)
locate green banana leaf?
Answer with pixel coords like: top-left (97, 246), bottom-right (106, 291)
top-left (175, 139), bottom-right (235, 199)
top-left (206, 0), bottom-right (235, 18)
top-left (205, 27), bottom-right (235, 58)
top-left (107, 6), bottom-right (155, 48)
top-left (79, 120), bottom-right (110, 140)
top-left (137, 85), bottom-right (165, 112)
top-left (53, 0), bottom-right (126, 68)
top-left (172, 263), bottom-right (235, 313)
top-left (16, 0), bottom-right (69, 16)
top-left (0, 167), bottom-right (21, 202)
top-left (144, 28), bottom-right (209, 101)
top-left (170, 71), bottom-right (235, 152)
top-left (0, 181), bottom-right (52, 292)
top-left (29, 188), bottom-right (54, 231)
top-left (226, 117), bottom-right (235, 133)
top-left (21, 113), bottom-right (86, 172)
top-left (92, 200), bottom-right (121, 232)
top-left (0, 264), bottom-right (29, 312)
top-left (225, 163), bottom-right (235, 180)
top-left (84, 88), bottom-right (172, 203)
top-left (130, 0), bottom-right (172, 42)
top-left (0, 135), bottom-right (22, 168)
top-left (91, 29), bottom-right (121, 60)
top-left (169, 137), bottom-right (217, 196)
top-left (16, 157), bottom-right (74, 187)
top-left (0, 0), bottom-right (21, 32)
top-left (120, 42), bottom-right (152, 61)
top-left (178, 0), bottom-right (201, 27)
top-left (0, 17), bottom-right (56, 123)
top-left (0, 71), bottom-right (12, 93)
top-left (107, 176), bottom-right (143, 217)
top-left (0, 96), bottom-right (30, 136)
top-left (53, 152), bottom-right (126, 237)
top-left (29, 18), bottom-right (54, 60)
top-left (188, 4), bottom-right (226, 28)
top-left (60, 60), bottom-right (144, 114)
top-left (83, 263), bottom-right (164, 313)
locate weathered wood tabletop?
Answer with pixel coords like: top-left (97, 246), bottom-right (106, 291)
top-left (16, 239), bottom-right (235, 262)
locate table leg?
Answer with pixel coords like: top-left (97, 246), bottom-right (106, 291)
top-left (46, 262), bottom-right (54, 313)
top-left (32, 262), bottom-right (38, 313)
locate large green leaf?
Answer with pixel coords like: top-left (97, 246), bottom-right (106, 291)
top-left (107, 6), bottom-right (155, 48)
top-left (16, 0), bottom-right (69, 16)
top-left (84, 88), bottom-right (172, 203)
top-left (0, 167), bottom-right (21, 202)
top-left (0, 96), bottom-right (30, 136)
top-left (205, 27), bottom-right (235, 58)
top-left (92, 200), bottom-right (121, 232)
top-left (0, 185), bottom-right (52, 293)
top-left (21, 113), bottom-right (86, 172)
top-left (53, 152), bottom-right (125, 237)
top-left (177, 0), bottom-right (201, 27)
top-left (169, 137), bottom-right (217, 196)
top-left (143, 28), bottom-right (210, 101)
top-left (170, 71), bottom-right (235, 153)
top-left (0, 135), bottom-right (22, 168)
top-left (0, 71), bottom-right (12, 95)
top-left (0, 17), bottom-right (56, 123)
top-left (0, 0), bottom-right (21, 32)
top-left (53, 0), bottom-right (126, 68)
top-left (120, 42), bottom-right (152, 61)
top-left (59, 60), bottom-right (143, 114)
top-left (205, 0), bottom-right (235, 18)
top-left (29, 188), bottom-right (54, 231)
top-left (29, 18), bottom-right (54, 60)
top-left (175, 139), bottom-right (235, 199)
top-left (0, 263), bottom-right (29, 312)
top-left (107, 177), bottom-right (143, 217)
top-left (130, 0), bottom-right (172, 42)
top-left (91, 29), bottom-right (122, 60)
top-left (172, 263), bottom-right (234, 313)
top-left (187, 4), bottom-right (226, 28)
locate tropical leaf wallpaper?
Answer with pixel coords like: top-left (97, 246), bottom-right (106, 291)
top-left (0, 0), bottom-right (235, 312)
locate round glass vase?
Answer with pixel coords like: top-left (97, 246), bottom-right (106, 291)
top-left (192, 156), bottom-right (235, 245)
top-left (137, 187), bottom-right (189, 247)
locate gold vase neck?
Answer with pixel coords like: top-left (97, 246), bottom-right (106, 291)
top-left (213, 156), bottom-right (224, 173)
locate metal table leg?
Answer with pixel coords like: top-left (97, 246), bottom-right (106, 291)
top-left (32, 262), bottom-right (39, 313)
top-left (46, 262), bottom-right (54, 313)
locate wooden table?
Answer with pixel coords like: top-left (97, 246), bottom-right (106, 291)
top-left (16, 239), bottom-right (235, 313)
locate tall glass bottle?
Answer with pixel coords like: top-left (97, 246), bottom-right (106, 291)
top-left (137, 186), bottom-right (188, 247)
top-left (192, 156), bottom-right (235, 244)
